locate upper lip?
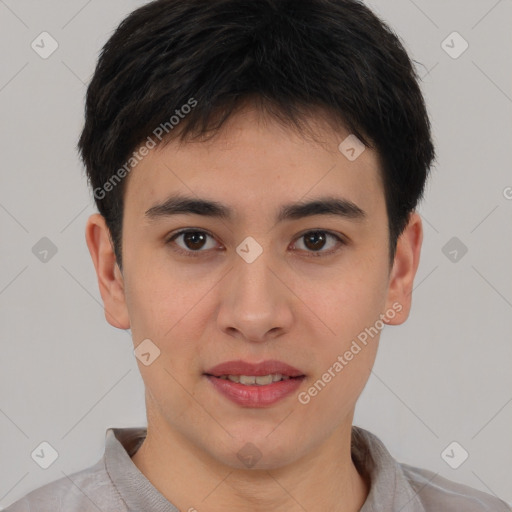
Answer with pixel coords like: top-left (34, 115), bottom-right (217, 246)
top-left (205, 359), bottom-right (305, 377)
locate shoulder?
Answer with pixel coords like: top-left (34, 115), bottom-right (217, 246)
top-left (399, 462), bottom-right (511, 512)
top-left (351, 426), bottom-right (510, 512)
top-left (3, 457), bottom-right (126, 512)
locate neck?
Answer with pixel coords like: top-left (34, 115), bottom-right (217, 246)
top-left (131, 417), bottom-right (369, 512)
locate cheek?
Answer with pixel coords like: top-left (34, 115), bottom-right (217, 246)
top-left (310, 264), bottom-right (388, 339)
top-left (304, 258), bottom-right (387, 394)
top-left (300, 331), bottom-right (379, 426)
top-left (124, 272), bottom-right (208, 369)
top-left (123, 260), bottom-right (198, 336)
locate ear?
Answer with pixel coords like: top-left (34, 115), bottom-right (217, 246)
top-left (383, 211), bottom-right (423, 325)
top-left (85, 213), bottom-right (130, 329)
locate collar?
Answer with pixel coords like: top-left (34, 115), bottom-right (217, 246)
top-left (104, 425), bottom-right (425, 512)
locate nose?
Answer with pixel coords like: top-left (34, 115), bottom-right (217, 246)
top-left (216, 248), bottom-right (294, 343)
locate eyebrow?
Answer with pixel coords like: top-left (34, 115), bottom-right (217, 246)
top-left (144, 194), bottom-right (367, 223)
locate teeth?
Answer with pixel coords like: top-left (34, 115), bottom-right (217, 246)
top-left (256, 374), bottom-right (274, 385)
top-left (240, 375), bottom-right (256, 385)
top-left (219, 374), bottom-right (291, 385)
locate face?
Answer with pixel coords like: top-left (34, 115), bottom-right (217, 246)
top-left (86, 106), bottom-right (422, 470)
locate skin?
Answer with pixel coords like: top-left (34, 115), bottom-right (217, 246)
top-left (85, 106), bottom-right (423, 512)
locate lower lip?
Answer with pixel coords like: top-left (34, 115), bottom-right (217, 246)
top-left (205, 375), bottom-right (305, 407)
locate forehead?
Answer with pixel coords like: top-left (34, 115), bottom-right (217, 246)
top-left (123, 107), bottom-right (385, 221)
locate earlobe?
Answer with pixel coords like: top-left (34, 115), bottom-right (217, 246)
top-left (383, 211), bottom-right (423, 326)
top-left (85, 213), bottom-right (131, 330)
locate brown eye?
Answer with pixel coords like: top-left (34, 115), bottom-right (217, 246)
top-left (292, 230), bottom-right (344, 256)
top-left (182, 231), bottom-right (208, 250)
top-left (303, 231), bottom-right (327, 251)
top-left (168, 230), bottom-right (219, 256)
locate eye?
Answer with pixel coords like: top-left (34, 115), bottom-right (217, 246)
top-left (167, 229), bottom-right (221, 257)
top-left (166, 229), bottom-right (346, 258)
top-left (291, 230), bottom-right (345, 257)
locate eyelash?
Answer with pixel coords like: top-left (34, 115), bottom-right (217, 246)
top-left (165, 229), bottom-right (346, 258)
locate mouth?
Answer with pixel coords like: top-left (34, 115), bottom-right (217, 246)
top-left (207, 373), bottom-right (304, 385)
top-left (204, 359), bottom-right (305, 379)
top-left (203, 359), bottom-right (306, 407)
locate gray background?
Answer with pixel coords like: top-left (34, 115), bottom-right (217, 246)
top-left (0, 0), bottom-right (511, 508)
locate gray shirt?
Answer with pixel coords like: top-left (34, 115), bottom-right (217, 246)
top-left (4, 426), bottom-right (510, 511)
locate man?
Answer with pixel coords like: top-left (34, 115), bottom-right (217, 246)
top-left (5, 0), bottom-right (510, 510)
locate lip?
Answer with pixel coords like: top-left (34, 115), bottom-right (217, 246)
top-left (204, 359), bottom-right (305, 378)
top-left (205, 375), bottom-right (305, 407)
top-left (204, 359), bottom-right (306, 408)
